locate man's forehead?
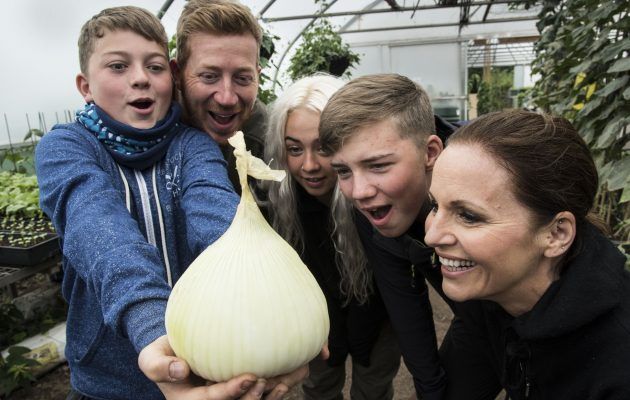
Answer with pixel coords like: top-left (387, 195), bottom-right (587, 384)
top-left (186, 33), bottom-right (258, 68)
top-left (189, 31), bottom-right (257, 50)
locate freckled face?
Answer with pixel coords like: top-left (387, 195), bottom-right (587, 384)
top-left (424, 144), bottom-right (552, 313)
top-left (284, 108), bottom-right (336, 203)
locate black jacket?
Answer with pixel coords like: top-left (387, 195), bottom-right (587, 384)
top-left (352, 115), bottom-right (457, 400)
top-left (297, 186), bottom-right (389, 367)
top-left (436, 223), bottom-right (630, 400)
top-left (355, 202), bottom-right (447, 400)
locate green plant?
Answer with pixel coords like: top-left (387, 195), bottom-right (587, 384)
top-left (468, 73), bottom-right (482, 94)
top-left (475, 68), bottom-right (514, 115)
top-left (0, 303), bottom-right (26, 347)
top-left (527, 0), bottom-right (629, 256)
top-left (0, 172), bottom-right (42, 218)
top-left (0, 144), bottom-right (36, 175)
top-left (0, 346), bottom-right (40, 396)
top-left (258, 29), bottom-right (281, 104)
top-left (288, 2), bottom-right (360, 81)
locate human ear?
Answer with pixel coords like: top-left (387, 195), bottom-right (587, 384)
top-left (543, 211), bottom-right (576, 258)
top-left (169, 59), bottom-right (181, 90)
top-left (76, 73), bottom-right (92, 103)
top-left (424, 135), bottom-right (444, 171)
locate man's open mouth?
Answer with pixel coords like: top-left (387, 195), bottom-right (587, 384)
top-left (209, 111), bottom-right (237, 125)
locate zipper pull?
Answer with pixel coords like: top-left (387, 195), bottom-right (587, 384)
top-left (525, 380), bottom-right (531, 398)
top-left (410, 264), bottom-right (416, 288)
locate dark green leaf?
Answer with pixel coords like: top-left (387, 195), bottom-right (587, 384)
top-left (569, 59), bottom-right (593, 74)
top-left (599, 38), bottom-right (630, 62)
top-left (598, 159), bottom-right (614, 182)
top-left (596, 76), bottom-right (629, 98)
top-left (607, 57), bottom-right (630, 73)
top-left (578, 96), bottom-right (604, 117)
top-left (595, 116), bottom-right (625, 149)
top-left (607, 158), bottom-right (630, 191)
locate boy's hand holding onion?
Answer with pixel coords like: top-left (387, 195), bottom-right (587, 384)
top-left (140, 132), bottom-right (329, 399)
top-left (139, 335), bottom-right (309, 399)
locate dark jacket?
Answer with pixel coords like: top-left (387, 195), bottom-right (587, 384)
top-left (355, 210), bottom-right (447, 400)
top-left (352, 115), bottom-right (457, 400)
top-left (437, 223), bottom-right (630, 400)
top-left (296, 186), bottom-right (389, 367)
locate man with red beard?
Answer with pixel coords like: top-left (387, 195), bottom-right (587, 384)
top-left (171, 0), bottom-right (267, 193)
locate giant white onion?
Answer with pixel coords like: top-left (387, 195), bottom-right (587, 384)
top-left (165, 131), bottom-right (329, 382)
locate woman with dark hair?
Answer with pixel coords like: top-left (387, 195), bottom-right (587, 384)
top-left (425, 109), bottom-right (630, 399)
top-left (263, 74), bottom-right (401, 400)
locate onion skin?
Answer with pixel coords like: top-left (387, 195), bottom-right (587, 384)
top-left (165, 131), bottom-right (329, 382)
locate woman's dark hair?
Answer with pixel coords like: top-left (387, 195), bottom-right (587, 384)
top-left (448, 110), bottom-right (606, 255)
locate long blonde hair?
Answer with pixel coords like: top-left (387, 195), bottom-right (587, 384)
top-left (263, 74), bottom-right (373, 304)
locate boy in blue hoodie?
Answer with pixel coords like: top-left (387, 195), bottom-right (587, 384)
top-left (36, 6), bottom-right (281, 400)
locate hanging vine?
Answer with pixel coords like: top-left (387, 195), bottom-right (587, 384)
top-left (527, 0), bottom-right (629, 258)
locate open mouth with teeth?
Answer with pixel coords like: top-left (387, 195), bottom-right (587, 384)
top-left (209, 111), bottom-right (237, 125)
top-left (439, 256), bottom-right (477, 272)
top-left (366, 205), bottom-right (391, 220)
top-left (130, 99), bottom-right (153, 109)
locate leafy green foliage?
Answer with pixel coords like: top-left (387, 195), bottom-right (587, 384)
top-left (0, 281), bottom-right (65, 396)
top-left (528, 0), bottom-right (629, 252)
top-left (0, 172), bottom-right (42, 218)
top-left (258, 29), bottom-right (281, 104)
top-left (0, 144), bottom-right (36, 175)
top-left (0, 346), bottom-right (40, 396)
top-left (288, 18), bottom-right (360, 81)
top-left (474, 68), bottom-right (514, 115)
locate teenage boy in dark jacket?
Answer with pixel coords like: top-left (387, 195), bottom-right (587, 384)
top-left (319, 73), bottom-right (456, 400)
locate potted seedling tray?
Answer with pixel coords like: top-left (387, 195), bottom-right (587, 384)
top-left (0, 233), bottom-right (60, 266)
top-left (0, 216), bottom-right (60, 267)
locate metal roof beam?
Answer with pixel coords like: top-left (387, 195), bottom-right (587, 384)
top-left (261, 0), bottom-right (527, 22)
top-left (482, 0), bottom-right (494, 22)
top-left (339, 16), bottom-right (539, 34)
top-left (258, 0), bottom-right (277, 18)
top-left (156, 0), bottom-right (175, 20)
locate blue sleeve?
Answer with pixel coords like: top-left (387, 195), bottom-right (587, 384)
top-left (176, 129), bottom-right (239, 255)
top-left (36, 128), bottom-right (174, 352)
top-left (355, 213), bottom-right (446, 400)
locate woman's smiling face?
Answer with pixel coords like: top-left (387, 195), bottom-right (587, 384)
top-left (424, 143), bottom-right (555, 315)
top-left (284, 108), bottom-right (337, 202)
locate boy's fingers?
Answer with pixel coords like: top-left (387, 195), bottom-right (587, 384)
top-left (319, 343), bottom-right (330, 360)
top-left (264, 384), bottom-right (289, 400)
top-left (264, 364), bottom-right (309, 395)
top-left (138, 335), bottom-right (190, 383)
top-left (202, 376), bottom-right (262, 400)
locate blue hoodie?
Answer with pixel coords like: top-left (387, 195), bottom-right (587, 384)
top-left (35, 110), bottom-right (239, 399)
